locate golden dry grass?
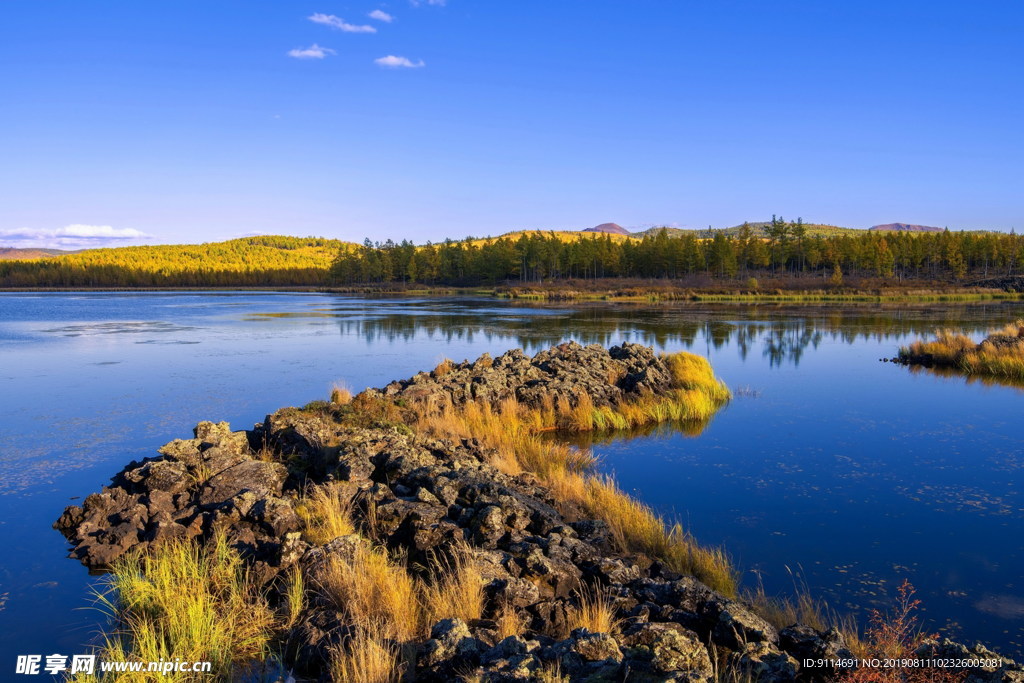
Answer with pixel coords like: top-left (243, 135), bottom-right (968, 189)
top-left (432, 358), bottom-right (456, 378)
top-left (567, 584), bottom-right (621, 634)
top-left (73, 535), bottom-right (275, 682)
top-left (900, 321), bottom-right (1024, 379)
top-left (418, 547), bottom-right (485, 629)
top-left (313, 543), bottom-right (421, 643)
top-left (282, 567), bottom-right (306, 629)
top-left (494, 600), bottom-right (526, 640)
top-left (294, 482), bottom-right (356, 544)
top-left (330, 382), bottom-right (353, 405)
top-left (536, 662), bottom-right (569, 683)
top-left (329, 621), bottom-right (403, 683)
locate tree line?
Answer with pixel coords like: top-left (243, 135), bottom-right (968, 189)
top-left (329, 219), bottom-right (1024, 286)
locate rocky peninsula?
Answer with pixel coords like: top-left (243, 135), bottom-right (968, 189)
top-left (55, 342), bottom-right (1022, 681)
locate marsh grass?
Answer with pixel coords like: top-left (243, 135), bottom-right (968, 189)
top-left (72, 535), bottom-right (275, 682)
top-left (410, 351), bottom-right (737, 595)
top-left (899, 320), bottom-right (1024, 380)
top-left (744, 568), bottom-right (830, 632)
top-left (743, 568), bottom-right (866, 662)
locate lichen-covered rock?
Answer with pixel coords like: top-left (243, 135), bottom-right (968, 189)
top-left (621, 622), bottom-right (714, 680)
top-left (732, 641), bottom-right (799, 682)
top-left (780, 624), bottom-right (853, 662)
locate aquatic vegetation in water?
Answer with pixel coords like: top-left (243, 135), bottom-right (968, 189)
top-left (898, 320), bottom-right (1024, 380)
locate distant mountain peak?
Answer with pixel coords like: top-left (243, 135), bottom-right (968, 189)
top-left (582, 223), bottom-right (630, 235)
top-left (870, 223), bottom-right (944, 232)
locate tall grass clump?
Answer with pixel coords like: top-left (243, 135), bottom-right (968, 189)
top-left (294, 482), bottom-right (356, 544)
top-left (418, 546), bottom-right (485, 628)
top-left (313, 542), bottom-right (420, 643)
top-left (75, 535), bottom-right (275, 681)
top-left (899, 320), bottom-right (1024, 380)
top-left (329, 620), bottom-right (404, 683)
top-left (330, 382), bottom-right (353, 405)
top-left (567, 584), bottom-right (621, 635)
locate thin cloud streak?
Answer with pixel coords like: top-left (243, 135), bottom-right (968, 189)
top-left (374, 55), bottom-right (425, 68)
top-left (309, 13), bottom-right (376, 33)
top-left (287, 43), bottom-right (336, 59)
top-left (369, 9), bottom-right (393, 22)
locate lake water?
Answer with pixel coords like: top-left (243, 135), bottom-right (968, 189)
top-left (1, 292), bottom-right (1022, 664)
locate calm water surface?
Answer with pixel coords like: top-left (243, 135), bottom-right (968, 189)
top-left (0, 292), bottom-right (1022, 662)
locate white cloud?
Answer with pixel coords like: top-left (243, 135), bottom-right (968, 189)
top-left (374, 55), bottom-right (425, 68)
top-left (369, 9), bottom-right (393, 22)
top-left (309, 13), bottom-right (376, 33)
top-left (287, 43), bottom-right (336, 59)
top-left (411, 0), bottom-right (446, 6)
top-left (0, 225), bottom-right (151, 249)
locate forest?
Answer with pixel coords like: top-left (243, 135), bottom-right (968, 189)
top-left (328, 218), bottom-right (1024, 286)
top-left (2, 220), bottom-right (1022, 288)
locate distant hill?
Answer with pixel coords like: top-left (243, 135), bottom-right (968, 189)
top-left (632, 222), bottom-right (864, 239)
top-left (0, 235), bottom-right (355, 287)
top-left (470, 230), bottom-right (634, 246)
top-left (0, 247), bottom-right (76, 260)
top-left (870, 223), bottom-right (944, 233)
top-left (582, 223), bottom-right (630, 235)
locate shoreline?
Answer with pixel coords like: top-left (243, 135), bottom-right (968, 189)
top-left (4, 282), bottom-right (1024, 304)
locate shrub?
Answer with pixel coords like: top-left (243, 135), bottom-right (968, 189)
top-left (840, 580), bottom-right (964, 683)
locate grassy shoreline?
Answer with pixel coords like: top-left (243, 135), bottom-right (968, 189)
top-left (5, 283), bottom-right (1024, 304)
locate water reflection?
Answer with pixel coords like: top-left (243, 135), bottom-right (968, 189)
top-left (306, 300), bottom-right (1020, 369)
top-left (902, 362), bottom-right (1024, 391)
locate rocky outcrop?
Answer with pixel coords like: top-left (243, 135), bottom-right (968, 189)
top-left (54, 342), bottom-right (1022, 682)
top-left (373, 341), bottom-right (675, 411)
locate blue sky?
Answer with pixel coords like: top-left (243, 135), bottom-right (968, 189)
top-left (1, 1), bottom-right (1021, 248)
